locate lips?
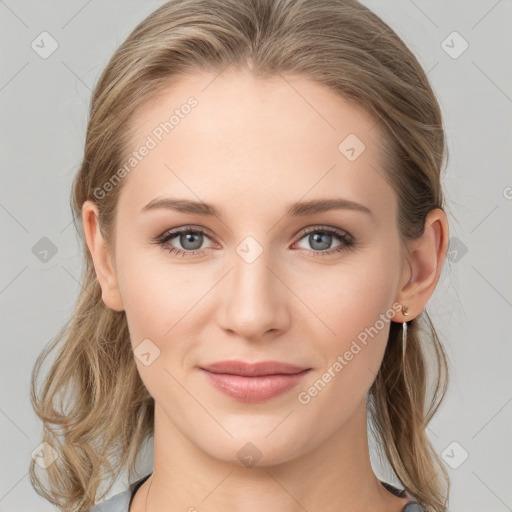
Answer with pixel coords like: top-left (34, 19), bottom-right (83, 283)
top-left (200, 360), bottom-right (311, 402)
top-left (201, 360), bottom-right (310, 376)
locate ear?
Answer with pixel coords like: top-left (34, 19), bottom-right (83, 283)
top-left (82, 200), bottom-right (124, 312)
top-left (396, 208), bottom-right (449, 321)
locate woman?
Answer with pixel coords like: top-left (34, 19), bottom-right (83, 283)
top-left (29, 0), bottom-right (451, 511)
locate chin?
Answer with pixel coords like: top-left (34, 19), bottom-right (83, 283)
top-left (199, 431), bottom-right (309, 469)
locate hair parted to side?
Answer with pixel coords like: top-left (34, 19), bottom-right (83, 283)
top-left (29, 0), bottom-right (450, 510)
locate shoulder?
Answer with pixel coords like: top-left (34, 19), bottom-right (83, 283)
top-left (380, 480), bottom-right (426, 512)
top-left (84, 474), bottom-right (152, 512)
top-left (85, 489), bottom-right (131, 512)
top-left (402, 503), bottom-right (425, 511)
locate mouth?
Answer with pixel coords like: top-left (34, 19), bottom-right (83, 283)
top-left (199, 360), bottom-right (312, 402)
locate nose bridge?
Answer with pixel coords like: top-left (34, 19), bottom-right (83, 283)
top-left (234, 238), bottom-right (274, 297)
top-left (217, 234), bottom-right (289, 338)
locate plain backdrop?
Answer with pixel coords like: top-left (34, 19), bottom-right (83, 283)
top-left (1, 1), bottom-right (511, 511)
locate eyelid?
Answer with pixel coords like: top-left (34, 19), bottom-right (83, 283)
top-left (157, 224), bottom-right (212, 238)
top-left (296, 224), bottom-right (353, 241)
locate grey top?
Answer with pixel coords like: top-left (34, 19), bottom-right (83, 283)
top-left (86, 473), bottom-right (425, 511)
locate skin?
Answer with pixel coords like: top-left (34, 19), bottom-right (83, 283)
top-left (83, 68), bottom-right (449, 512)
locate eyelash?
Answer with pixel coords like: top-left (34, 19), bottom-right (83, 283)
top-left (154, 225), bottom-right (354, 259)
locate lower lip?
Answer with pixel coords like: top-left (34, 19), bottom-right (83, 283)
top-left (201, 369), bottom-right (311, 403)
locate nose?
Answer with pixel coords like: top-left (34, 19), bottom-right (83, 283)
top-left (216, 244), bottom-right (291, 342)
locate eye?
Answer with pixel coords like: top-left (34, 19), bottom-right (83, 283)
top-left (293, 226), bottom-right (354, 257)
top-left (155, 226), bottom-right (215, 258)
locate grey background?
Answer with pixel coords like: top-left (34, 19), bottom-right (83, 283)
top-left (1, 1), bottom-right (511, 511)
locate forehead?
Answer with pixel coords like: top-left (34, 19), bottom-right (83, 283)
top-left (118, 68), bottom-right (395, 222)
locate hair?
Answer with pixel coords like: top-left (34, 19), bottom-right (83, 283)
top-left (29, 0), bottom-right (451, 510)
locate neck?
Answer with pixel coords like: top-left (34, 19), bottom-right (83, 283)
top-left (134, 400), bottom-right (404, 512)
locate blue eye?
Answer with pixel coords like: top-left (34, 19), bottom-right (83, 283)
top-left (156, 226), bottom-right (213, 258)
top-left (154, 225), bottom-right (354, 258)
top-left (294, 226), bottom-right (354, 257)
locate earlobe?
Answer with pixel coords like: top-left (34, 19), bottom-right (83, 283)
top-left (397, 208), bottom-right (449, 320)
top-left (82, 200), bottom-right (125, 312)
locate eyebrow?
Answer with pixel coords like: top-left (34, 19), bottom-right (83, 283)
top-left (140, 197), bottom-right (373, 218)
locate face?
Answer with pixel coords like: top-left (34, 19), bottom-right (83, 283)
top-left (100, 68), bottom-right (409, 466)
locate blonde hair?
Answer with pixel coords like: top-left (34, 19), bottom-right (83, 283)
top-left (29, 0), bottom-right (450, 510)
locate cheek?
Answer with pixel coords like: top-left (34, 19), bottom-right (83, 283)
top-left (114, 256), bottom-right (172, 383)
top-left (295, 267), bottom-right (396, 431)
top-left (116, 260), bottom-right (191, 401)
top-left (305, 245), bottom-right (401, 387)
top-left (116, 245), bottom-right (196, 329)
top-left (115, 248), bottom-right (211, 377)
top-left (309, 254), bottom-right (399, 340)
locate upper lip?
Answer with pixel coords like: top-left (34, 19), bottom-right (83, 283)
top-left (201, 360), bottom-right (310, 377)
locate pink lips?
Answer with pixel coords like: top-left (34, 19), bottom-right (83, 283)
top-left (200, 360), bottom-right (311, 403)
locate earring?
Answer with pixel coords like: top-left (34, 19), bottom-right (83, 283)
top-left (401, 305), bottom-right (409, 361)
